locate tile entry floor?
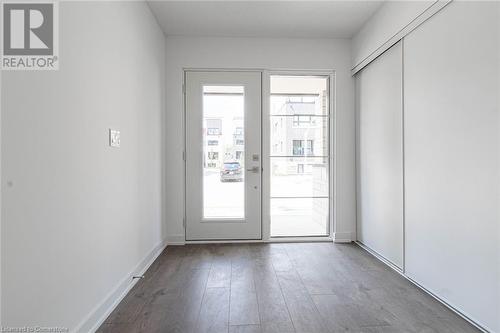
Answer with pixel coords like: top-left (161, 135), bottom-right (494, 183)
top-left (98, 243), bottom-right (479, 333)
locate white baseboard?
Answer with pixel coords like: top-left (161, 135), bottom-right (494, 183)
top-left (332, 232), bottom-right (352, 243)
top-left (167, 234), bottom-right (185, 245)
top-left (356, 241), bottom-right (403, 273)
top-left (74, 239), bottom-right (167, 333)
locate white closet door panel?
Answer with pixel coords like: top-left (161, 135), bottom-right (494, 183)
top-left (356, 41), bottom-right (404, 269)
top-left (404, 2), bottom-right (499, 331)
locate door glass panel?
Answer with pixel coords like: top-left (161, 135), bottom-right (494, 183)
top-left (271, 198), bottom-right (329, 237)
top-left (270, 157), bottom-right (328, 197)
top-left (270, 76), bottom-right (329, 116)
top-left (270, 76), bottom-right (330, 237)
top-left (270, 115), bottom-right (328, 156)
top-left (203, 85), bottom-right (245, 219)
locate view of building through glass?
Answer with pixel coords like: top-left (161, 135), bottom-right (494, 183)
top-left (202, 86), bottom-right (245, 218)
top-left (270, 76), bottom-right (330, 237)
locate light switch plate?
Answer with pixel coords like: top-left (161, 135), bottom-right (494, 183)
top-left (109, 129), bottom-right (120, 147)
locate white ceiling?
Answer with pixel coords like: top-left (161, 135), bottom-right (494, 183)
top-left (147, 1), bottom-right (384, 39)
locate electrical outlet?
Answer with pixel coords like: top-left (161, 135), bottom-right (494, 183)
top-left (109, 129), bottom-right (120, 147)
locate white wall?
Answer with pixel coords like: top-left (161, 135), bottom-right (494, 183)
top-left (164, 36), bottom-right (355, 243)
top-left (1, 2), bottom-right (166, 331)
top-left (351, 0), bottom-right (434, 68)
top-left (404, 2), bottom-right (499, 331)
top-left (356, 41), bottom-right (403, 269)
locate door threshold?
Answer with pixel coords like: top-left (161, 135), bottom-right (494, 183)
top-left (184, 236), bottom-right (333, 244)
top-left (269, 236), bottom-right (332, 243)
top-left (185, 239), bottom-right (264, 244)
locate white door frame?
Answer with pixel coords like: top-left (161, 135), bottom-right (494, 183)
top-left (183, 68), bottom-right (336, 243)
top-left (184, 70), bottom-right (262, 241)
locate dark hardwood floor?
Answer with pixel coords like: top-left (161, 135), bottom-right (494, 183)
top-left (97, 243), bottom-right (478, 333)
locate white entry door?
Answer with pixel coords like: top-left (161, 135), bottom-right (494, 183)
top-left (185, 71), bottom-right (262, 240)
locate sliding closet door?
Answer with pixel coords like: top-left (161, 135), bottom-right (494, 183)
top-left (356, 41), bottom-right (403, 269)
top-left (404, 2), bottom-right (499, 330)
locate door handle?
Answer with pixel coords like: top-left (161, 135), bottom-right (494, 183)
top-left (246, 166), bottom-right (260, 173)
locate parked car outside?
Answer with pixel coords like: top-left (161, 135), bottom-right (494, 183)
top-left (220, 161), bottom-right (243, 182)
